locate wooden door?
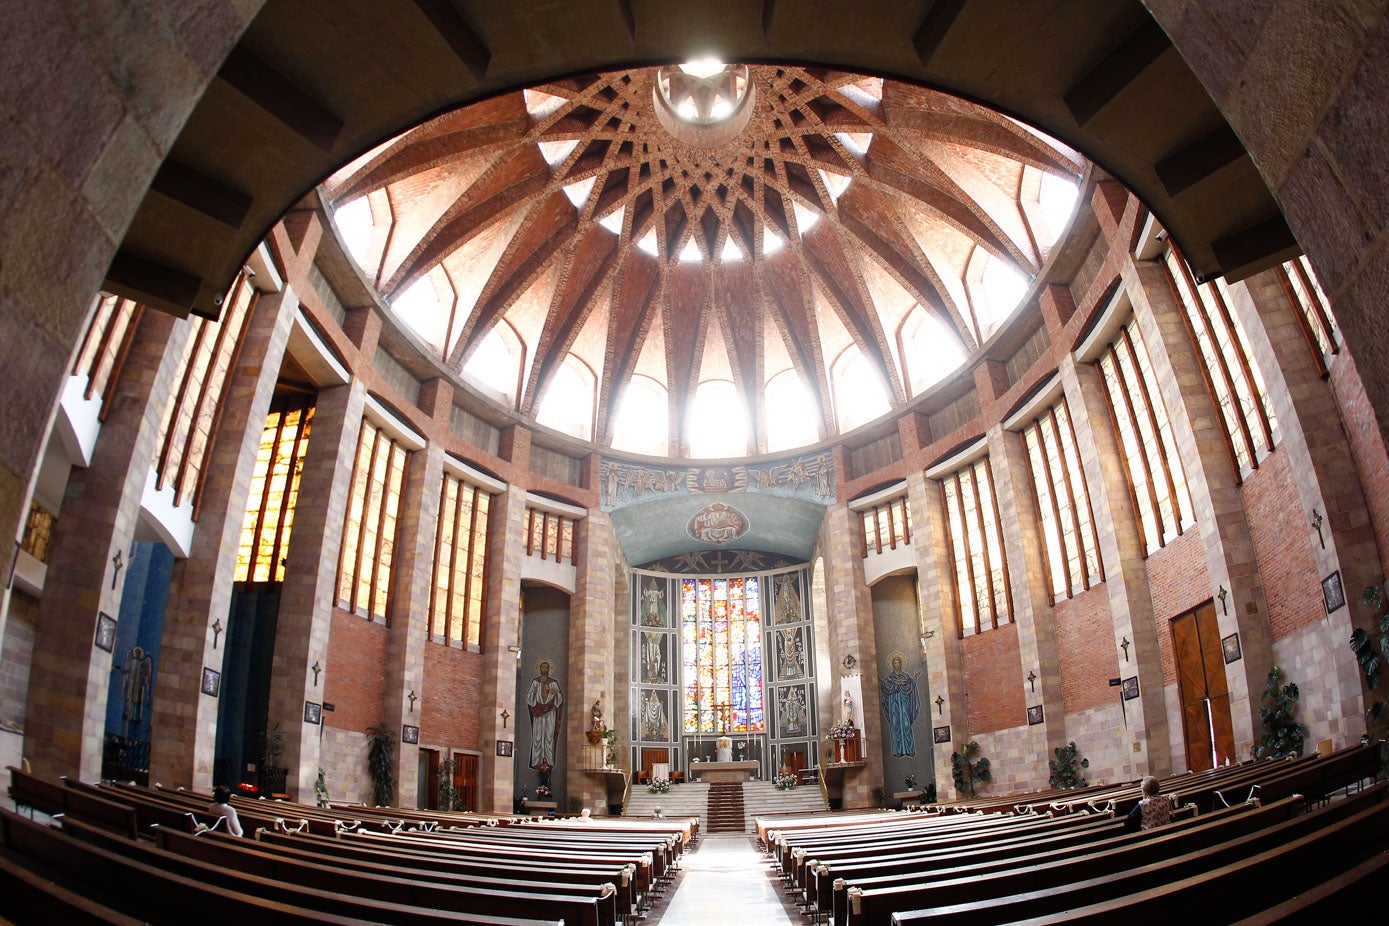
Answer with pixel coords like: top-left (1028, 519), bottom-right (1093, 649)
top-left (455, 753), bottom-right (478, 812)
top-left (1171, 602), bottom-right (1236, 771)
top-left (640, 747), bottom-right (669, 782)
top-left (420, 748), bottom-right (439, 810)
top-left (780, 746), bottom-right (807, 775)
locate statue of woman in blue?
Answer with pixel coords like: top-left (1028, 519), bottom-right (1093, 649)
top-left (880, 651), bottom-right (921, 758)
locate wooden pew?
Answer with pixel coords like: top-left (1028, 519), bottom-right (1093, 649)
top-left (850, 784), bottom-right (1389, 926)
top-left (890, 795), bottom-right (1389, 924)
top-left (2, 808), bottom-right (555, 925)
top-left (0, 853), bottom-right (145, 925)
top-left (6, 768), bottom-right (137, 839)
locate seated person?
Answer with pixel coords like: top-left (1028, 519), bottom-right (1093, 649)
top-left (209, 785), bottom-right (244, 836)
top-left (652, 805), bottom-right (665, 819)
top-left (1124, 775), bottom-right (1175, 832)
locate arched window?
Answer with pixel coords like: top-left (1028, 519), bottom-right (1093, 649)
top-left (687, 379), bottom-right (748, 458)
top-left (1037, 171), bottom-right (1080, 245)
top-left (897, 306), bottom-right (966, 396)
top-left (390, 274), bottom-right (451, 357)
top-left (763, 369), bottom-right (820, 451)
top-left (964, 250), bottom-right (1029, 343)
top-left (830, 346), bottom-right (889, 433)
top-left (462, 322), bottom-right (525, 405)
top-left (331, 197), bottom-right (374, 268)
top-left (611, 376), bottom-right (669, 456)
top-left (535, 355), bottom-right (596, 441)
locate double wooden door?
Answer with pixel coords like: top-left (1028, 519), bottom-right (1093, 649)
top-left (1171, 601), bottom-right (1236, 771)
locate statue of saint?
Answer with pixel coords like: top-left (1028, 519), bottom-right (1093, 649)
top-left (842, 690), bottom-right (855, 726)
top-left (590, 698), bottom-right (603, 731)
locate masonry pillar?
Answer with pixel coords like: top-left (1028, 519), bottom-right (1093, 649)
top-left (1060, 355), bottom-right (1172, 778)
top-left (820, 503), bottom-right (884, 807)
top-left (271, 377), bottom-right (366, 799)
top-left (479, 483), bottom-right (526, 813)
top-left (907, 470), bottom-right (970, 796)
top-left (986, 425), bottom-right (1066, 771)
top-left (568, 511), bottom-right (618, 812)
top-left (26, 309), bottom-right (190, 780)
top-left (383, 379), bottom-right (451, 808)
top-left (151, 282), bottom-right (298, 790)
top-left (1227, 271), bottom-right (1379, 744)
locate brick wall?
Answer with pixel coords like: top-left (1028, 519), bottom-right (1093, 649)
top-left (421, 642), bottom-right (483, 750)
top-left (323, 608), bottom-right (388, 734)
top-left (1053, 586), bottom-right (1118, 714)
top-left (1242, 450), bottom-right (1325, 641)
top-left (1146, 529), bottom-right (1210, 685)
top-left (962, 622), bottom-right (1025, 734)
top-left (1329, 351), bottom-right (1389, 580)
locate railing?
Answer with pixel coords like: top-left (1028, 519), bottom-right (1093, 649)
top-left (101, 733), bottom-right (150, 786)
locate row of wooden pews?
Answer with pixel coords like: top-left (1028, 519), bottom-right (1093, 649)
top-left (754, 744), bottom-right (1384, 926)
top-left (4, 766), bottom-right (695, 925)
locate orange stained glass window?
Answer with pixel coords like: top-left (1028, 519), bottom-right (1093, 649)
top-left (1021, 398), bottom-right (1103, 600)
top-left (940, 457), bottom-right (1011, 636)
top-left (234, 393), bottom-right (314, 583)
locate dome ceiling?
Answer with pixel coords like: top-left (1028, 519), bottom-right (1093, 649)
top-left (324, 65), bottom-right (1085, 457)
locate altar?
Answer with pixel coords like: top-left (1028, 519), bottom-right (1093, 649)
top-left (690, 760), bottom-right (760, 783)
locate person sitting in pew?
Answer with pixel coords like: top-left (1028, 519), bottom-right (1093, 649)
top-left (652, 805), bottom-right (665, 820)
top-left (1124, 776), bottom-right (1175, 832)
top-left (209, 786), bottom-right (243, 837)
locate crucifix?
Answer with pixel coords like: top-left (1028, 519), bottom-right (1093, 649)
top-left (211, 619), bottom-right (223, 650)
top-left (407, 690), bottom-right (417, 713)
top-left (110, 550), bottom-right (123, 590)
top-left (1217, 585), bottom-right (1228, 616)
top-left (1120, 636), bottom-right (1131, 661)
top-left (934, 694), bottom-right (944, 714)
top-left (501, 709), bottom-right (511, 729)
top-left (1027, 670), bottom-right (1037, 693)
top-left (1311, 509), bottom-right (1325, 549)
top-left (311, 661), bottom-right (321, 685)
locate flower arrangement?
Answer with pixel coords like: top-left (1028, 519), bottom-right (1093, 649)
top-left (648, 776), bottom-right (671, 794)
top-left (828, 720), bottom-right (857, 740)
top-left (773, 772), bottom-right (799, 791)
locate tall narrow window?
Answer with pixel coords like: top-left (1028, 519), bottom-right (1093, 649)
top-left (429, 471), bottom-right (491, 649)
top-left (1021, 399), bottom-right (1103, 600)
top-left (1276, 255), bottom-right (1339, 371)
top-left (859, 495), bottom-right (911, 556)
top-left (680, 576), bottom-right (765, 733)
top-left (155, 269), bottom-right (259, 514)
top-left (337, 418), bottom-right (409, 621)
top-left (1164, 249), bottom-right (1277, 475)
top-left (1098, 320), bottom-right (1193, 554)
top-left (940, 457), bottom-right (1011, 636)
top-left (235, 392), bottom-right (314, 583)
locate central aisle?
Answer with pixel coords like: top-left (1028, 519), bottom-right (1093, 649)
top-left (651, 834), bottom-right (799, 925)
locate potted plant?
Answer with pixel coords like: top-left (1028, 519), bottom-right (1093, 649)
top-left (1353, 586), bottom-right (1389, 774)
top-left (365, 721), bottom-right (397, 807)
top-left (602, 727), bottom-right (618, 767)
top-left (257, 721), bottom-right (287, 796)
top-left (648, 776), bottom-right (671, 795)
top-left (438, 758), bottom-right (458, 811)
top-left (1048, 741), bottom-right (1090, 789)
top-left (1254, 665), bottom-right (1305, 759)
top-left (773, 772), bottom-right (799, 790)
top-left (951, 740), bottom-right (992, 798)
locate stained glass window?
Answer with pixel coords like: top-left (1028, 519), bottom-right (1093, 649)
top-left (337, 418), bottom-right (408, 621)
top-left (680, 576), bottom-right (765, 734)
top-left (235, 393), bottom-right (314, 583)
top-left (940, 457), bottom-right (1011, 636)
top-left (429, 471), bottom-right (491, 649)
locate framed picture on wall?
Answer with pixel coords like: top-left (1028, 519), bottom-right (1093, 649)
top-left (200, 667), bottom-right (221, 698)
top-left (1322, 570), bottom-right (1345, 614)
top-left (1026, 705), bottom-right (1044, 725)
top-left (94, 612), bottom-right (117, 653)
top-left (1221, 633), bottom-right (1242, 665)
top-left (933, 725), bottom-right (951, 744)
top-left (303, 701), bottom-right (321, 725)
top-left (1121, 676), bottom-right (1140, 701)
top-left (401, 724), bottom-right (419, 744)
top-left (496, 740), bottom-right (514, 757)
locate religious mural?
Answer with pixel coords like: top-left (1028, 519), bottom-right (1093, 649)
top-left (776, 627), bottom-right (806, 680)
top-left (687, 501), bottom-right (748, 545)
top-left (880, 651), bottom-right (922, 758)
top-left (640, 688), bottom-right (670, 741)
top-left (639, 576), bottom-right (668, 627)
top-left (600, 453), bottom-right (836, 511)
top-left (526, 658), bottom-right (564, 769)
top-left (640, 549), bottom-right (804, 574)
top-left (776, 684), bottom-right (809, 738)
top-left (772, 572), bottom-right (802, 624)
top-left (640, 631), bottom-right (669, 684)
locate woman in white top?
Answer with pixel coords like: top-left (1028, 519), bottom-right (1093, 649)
top-left (209, 786), bottom-right (244, 836)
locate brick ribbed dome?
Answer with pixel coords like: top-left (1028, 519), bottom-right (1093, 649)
top-left (325, 65), bottom-right (1084, 456)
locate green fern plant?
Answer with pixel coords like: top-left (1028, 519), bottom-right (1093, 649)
top-left (1351, 586), bottom-right (1389, 769)
top-left (950, 740), bottom-right (992, 798)
top-left (365, 722), bottom-right (397, 807)
top-left (437, 758), bottom-right (459, 811)
top-left (1048, 741), bottom-right (1090, 789)
top-left (1254, 665), bottom-right (1305, 759)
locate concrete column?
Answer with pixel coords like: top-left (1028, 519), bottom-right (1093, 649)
top-left (906, 471), bottom-right (968, 796)
top-left (567, 512), bottom-right (619, 812)
top-left (986, 425), bottom-right (1065, 765)
top-left (383, 380), bottom-right (451, 808)
top-left (819, 503), bottom-right (884, 807)
top-left (151, 284), bottom-right (298, 789)
top-left (479, 483), bottom-right (527, 813)
top-left (1060, 356), bottom-right (1171, 777)
top-left (26, 308), bottom-right (190, 779)
top-left (271, 378), bottom-right (366, 799)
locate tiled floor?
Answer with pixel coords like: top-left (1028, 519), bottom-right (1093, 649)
top-left (649, 834), bottom-right (801, 925)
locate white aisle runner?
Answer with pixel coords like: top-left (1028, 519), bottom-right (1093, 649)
top-left (652, 834), bottom-right (797, 925)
